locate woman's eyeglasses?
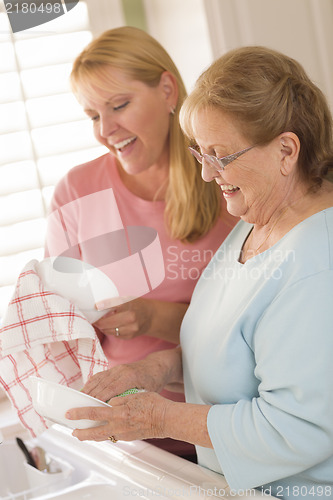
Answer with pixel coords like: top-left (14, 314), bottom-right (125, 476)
top-left (188, 145), bottom-right (255, 171)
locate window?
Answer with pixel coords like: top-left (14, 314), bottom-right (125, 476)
top-left (0, 1), bottom-right (108, 319)
top-left (0, 0), bottom-right (215, 320)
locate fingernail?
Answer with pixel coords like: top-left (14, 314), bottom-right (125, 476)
top-left (95, 301), bottom-right (105, 311)
top-left (65, 411), bottom-right (72, 419)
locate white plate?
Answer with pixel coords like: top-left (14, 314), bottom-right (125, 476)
top-left (36, 256), bottom-right (119, 323)
top-left (30, 376), bottom-right (110, 430)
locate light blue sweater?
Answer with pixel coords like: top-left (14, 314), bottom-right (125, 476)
top-left (181, 208), bottom-right (333, 499)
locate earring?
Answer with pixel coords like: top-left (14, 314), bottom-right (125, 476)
top-left (170, 106), bottom-right (176, 115)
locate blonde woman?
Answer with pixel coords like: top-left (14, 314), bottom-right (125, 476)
top-left (45, 27), bottom-right (235, 460)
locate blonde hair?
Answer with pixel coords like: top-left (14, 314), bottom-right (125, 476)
top-left (70, 26), bottom-right (221, 243)
top-left (180, 46), bottom-right (333, 188)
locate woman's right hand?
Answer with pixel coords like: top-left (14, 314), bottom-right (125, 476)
top-left (82, 347), bottom-right (183, 403)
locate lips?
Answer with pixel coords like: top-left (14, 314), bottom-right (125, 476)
top-left (112, 136), bottom-right (136, 152)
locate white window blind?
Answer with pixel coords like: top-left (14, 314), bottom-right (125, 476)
top-left (0, 1), bottom-right (107, 319)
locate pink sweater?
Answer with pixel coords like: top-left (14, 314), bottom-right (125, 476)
top-left (46, 153), bottom-right (235, 399)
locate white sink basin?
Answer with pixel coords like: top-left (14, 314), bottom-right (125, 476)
top-left (0, 398), bottom-right (273, 500)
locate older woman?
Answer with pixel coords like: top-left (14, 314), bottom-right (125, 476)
top-left (66, 47), bottom-right (333, 498)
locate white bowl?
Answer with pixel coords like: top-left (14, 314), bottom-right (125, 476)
top-left (36, 256), bottom-right (119, 323)
top-left (30, 376), bottom-right (110, 430)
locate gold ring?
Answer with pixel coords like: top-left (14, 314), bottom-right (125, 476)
top-left (108, 435), bottom-right (118, 443)
top-left (115, 327), bottom-right (120, 337)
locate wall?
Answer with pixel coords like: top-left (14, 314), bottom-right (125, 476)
top-left (204, 0), bottom-right (333, 111)
top-left (143, 0), bottom-right (213, 93)
top-left (85, 0), bottom-right (125, 34)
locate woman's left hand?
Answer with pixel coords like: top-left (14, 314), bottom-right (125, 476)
top-left (93, 297), bottom-right (154, 340)
top-left (93, 298), bottom-right (188, 343)
top-left (66, 392), bottom-right (170, 442)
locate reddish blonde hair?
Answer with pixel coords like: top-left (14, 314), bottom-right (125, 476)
top-left (180, 46), bottom-right (333, 188)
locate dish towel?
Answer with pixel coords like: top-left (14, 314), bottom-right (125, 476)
top-left (0, 259), bottom-right (109, 437)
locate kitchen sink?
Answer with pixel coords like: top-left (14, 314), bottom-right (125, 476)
top-left (0, 397), bottom-right (268, 499)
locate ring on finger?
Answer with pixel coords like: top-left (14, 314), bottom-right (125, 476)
top-left (108, 435), bottom-right (118, 443)
top-left (115, 327), bottom-right (120, 337)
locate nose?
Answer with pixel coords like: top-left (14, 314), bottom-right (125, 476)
top-left (99, 113), bottom-right (117, 139)
top-left (201, 158), bottom-right (221, 183)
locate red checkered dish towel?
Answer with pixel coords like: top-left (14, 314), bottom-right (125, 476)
top-left (0, 259), bottom-right (109, 437)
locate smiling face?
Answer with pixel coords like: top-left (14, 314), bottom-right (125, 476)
top-left (77, 67), bottom-right (176, 176)
top-left (192, 107), bottom-right (293, 225)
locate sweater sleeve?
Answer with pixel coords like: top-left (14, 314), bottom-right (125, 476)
top-left (207, 271), bottom-right (333, 490)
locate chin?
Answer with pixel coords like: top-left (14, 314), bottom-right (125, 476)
top-left (225, 202), bottom-right (243, 218)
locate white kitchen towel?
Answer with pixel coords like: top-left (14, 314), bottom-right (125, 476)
top-left (0, 259), bottom-right (109, 437)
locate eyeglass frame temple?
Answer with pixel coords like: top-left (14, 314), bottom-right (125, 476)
top-left (217, 145), bottom-right (255, 169)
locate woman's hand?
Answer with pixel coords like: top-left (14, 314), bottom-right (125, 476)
top-left (93, 298), bottom-right (188, 343)
top-left (66, 391), bottom-right (170, 442)
top-left (82, 347), bottom-right (183, 403)
top-left (82, 360), bottom-right (163, 403)
top-left (66, 391), bottom-right (213, 448)
top-left (93, 297), bottom-right (153, 340)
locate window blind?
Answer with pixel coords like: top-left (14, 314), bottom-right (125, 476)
top-left (0, 1), bottom-right (107, 319)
